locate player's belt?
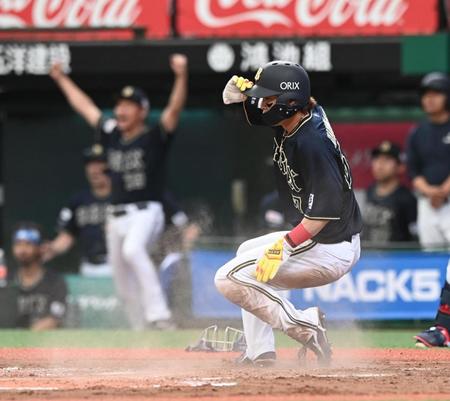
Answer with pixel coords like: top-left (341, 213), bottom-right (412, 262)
top-left (109, 201), bottom-right (150, 217)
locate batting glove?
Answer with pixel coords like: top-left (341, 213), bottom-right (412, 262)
top-left (222, 75), bottom-right (254, 105)
top-left (256, 238), bottom-right (293, 283)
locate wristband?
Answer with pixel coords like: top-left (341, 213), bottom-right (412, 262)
top-left (285, 224), bottom-right (312, 247)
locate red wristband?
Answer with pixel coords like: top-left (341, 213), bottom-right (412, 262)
top-left (285, 224), bottom-right (312, 247)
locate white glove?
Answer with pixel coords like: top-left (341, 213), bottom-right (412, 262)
top-left (222, 75), bottom-right (253, 105)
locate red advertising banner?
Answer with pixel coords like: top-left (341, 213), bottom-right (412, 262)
top-left (178, 0), bottom-right (438, 38)
top-left (334, 121), bottom-right (416, 189)
top-left (0, 0), bottom-right (170, 41)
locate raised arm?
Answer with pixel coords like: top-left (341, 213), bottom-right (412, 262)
top-left (160, 54), bottom-right (188, 133)
top-left (50, 63), bottom-right (102, 128)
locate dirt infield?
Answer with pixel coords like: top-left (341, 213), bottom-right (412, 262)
top-left (0, 348), bottom-right (449, 401)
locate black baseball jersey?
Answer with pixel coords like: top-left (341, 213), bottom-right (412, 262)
top-left (362, 184), bottom-right (417, 242)
top-left (14, 269), bottom-right (67, 328)
top-left (406, 119), bottom-right (450, 185)
top-left (58, 189), bottom-right (110, 264)
top-left (98, 117), bottom-right (173, 205)
top-left (244, 98), bottom-right (362, 244)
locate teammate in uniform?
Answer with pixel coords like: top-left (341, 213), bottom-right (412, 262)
top-left (408, 73), bottom-right (450, 347)
top-left (362, 141), bottom-right (416, 243)
top-left (11, 222), bottom-right (68, 330)
top-left (216, 61), bottom-right (362, 366)
top-left (44, 145), bottom-right (112, 277)
top-left (50, 54), bottom-right (188, 329)
top-left (406, 72), bottom-right (450, 249)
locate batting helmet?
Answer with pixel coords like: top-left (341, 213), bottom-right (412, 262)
top-left (244, 61), bottom-right (311, 126)
top-left (420, 72), bottom-right (450, 109)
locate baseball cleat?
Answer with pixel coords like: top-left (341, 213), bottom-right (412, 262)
top-left (414, 326), bottom-right (450, 348)
top-left (235, 351), bottom-right (276, 367)
top-left (298, 308), bottom-right (332, 366)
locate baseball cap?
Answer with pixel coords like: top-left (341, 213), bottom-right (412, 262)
top-left (115, 86), bottom-right (150, 109)
top-left (12, 224), bottom-right (42, 245)
top-left (371, 141), bottom-right (402, 162)
top-left (83, 144), bottom-right (106, 164)
top-left (420, 72), bottom-right (450, 95)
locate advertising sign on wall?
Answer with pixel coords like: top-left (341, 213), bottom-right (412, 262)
top-left (191, 249), bottom-right (449, 320)
top-left (178, 0), bottom-right (438, 38)
top-left (0, 0), bottom-right (170, 40)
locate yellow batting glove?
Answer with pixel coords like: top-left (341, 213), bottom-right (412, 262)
top-left (232, 75), bottom-right (254, 92)
top-left (256, 239), bottom-right (286, 283)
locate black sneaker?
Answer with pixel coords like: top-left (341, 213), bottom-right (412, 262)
top-left (235, 351), bottom-right (276, 367)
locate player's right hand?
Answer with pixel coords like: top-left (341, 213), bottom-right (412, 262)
top-left (222, 75), bottom-right (253, 105)
top-left (49, 63), bottom-right (65, 81)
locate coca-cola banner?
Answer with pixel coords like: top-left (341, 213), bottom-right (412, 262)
top-left (178, 0), bottom-right (438, 37)
top-left (0, 0), bottom-right (170, 40)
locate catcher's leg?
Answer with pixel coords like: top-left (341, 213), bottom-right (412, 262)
top-left (415, 274), bottom-right (450, 348)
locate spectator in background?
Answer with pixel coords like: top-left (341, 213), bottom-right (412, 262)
top-left (12, 222), bottom-right (68, 330)
top-left (44, 145), bottom-right (112, 277)
top-left (362, 141), bottom-right (417, 243)
top-left (406, 73), bottom-right (450, 249)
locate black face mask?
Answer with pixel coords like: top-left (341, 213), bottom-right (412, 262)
top-left (261, 103), bottom-right (299, 127)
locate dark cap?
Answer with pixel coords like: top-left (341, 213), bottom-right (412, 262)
top-left (420, 72), bottom-right (450, 95)
top-left (371, 141), bottom-right (402, 162)
top-left (83, 144), bottom-right (106, 164)
top-left (115, 86), bottom-right (150, 109)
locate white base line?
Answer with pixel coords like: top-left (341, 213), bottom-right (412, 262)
top-left (0, 387), bottom-right (60, 392)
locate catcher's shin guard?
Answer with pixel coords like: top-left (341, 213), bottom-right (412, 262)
top-left (435, 284), bottom-right (450, 331)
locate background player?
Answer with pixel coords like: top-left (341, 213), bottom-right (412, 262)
top-left (409, 72), bottom-right (450, 347)
top-left (44, 145), bottom-right (112, 277)
top-left (216, 62), bottom-right (362, 366)
top-left (11, 222), bottom-right (68, 330)
top-left (406, 72), bottom-right (450, 250)
top-left (362, 141), bottom-right (416, 243)
top-left (50, 54), bottom-right (188, 329)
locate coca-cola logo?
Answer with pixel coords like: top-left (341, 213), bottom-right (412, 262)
top-left (0, 0), bottom-right (142, 28)
top-left (195, 0), bottom-right (409, 28)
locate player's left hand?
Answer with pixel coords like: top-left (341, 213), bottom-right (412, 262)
top-left (256, 238), bottom-right (292, 283)
top-left (170, 54), bottom-right (188, 76)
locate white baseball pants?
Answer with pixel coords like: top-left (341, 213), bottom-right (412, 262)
top-left (417, 197), bottom-right (450, 250)
top-left (106, 202), bottom-right (171, 329)
top-left (215, 231), bottom-right (360, 360)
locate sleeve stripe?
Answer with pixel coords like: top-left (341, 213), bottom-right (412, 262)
top-left (303, 214), bottom-right (341, 221)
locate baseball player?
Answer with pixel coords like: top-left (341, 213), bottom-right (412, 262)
top-left (216, 61), bottom-right (363, 366)
top-left (50, 54), bottom-right (188, 329)
top-left (44, 145), bottom-right (112, 277)
top-left (406, 72), bottom-right (450, 250)
top-left (408, 72), bottom-right (450, 347)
